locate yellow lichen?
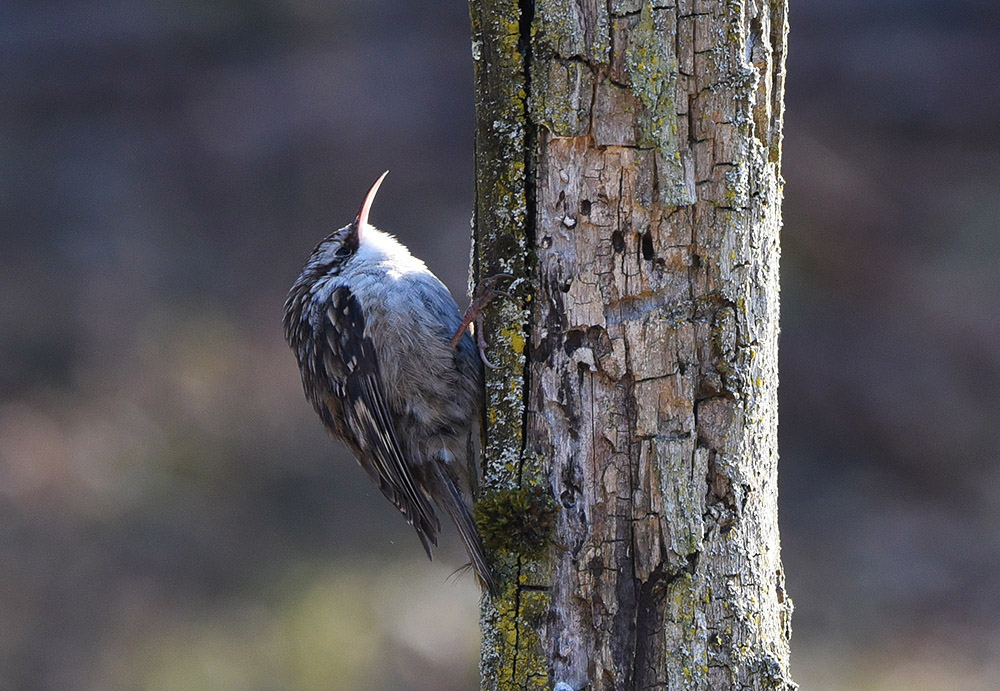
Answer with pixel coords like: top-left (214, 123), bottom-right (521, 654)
top-left (502, 327), bottom-right (525, 355)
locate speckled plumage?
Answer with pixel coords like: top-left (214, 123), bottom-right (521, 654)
top-left (283, 173), bottom-right (496, 596)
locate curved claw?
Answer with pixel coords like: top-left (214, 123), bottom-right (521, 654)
top-left (450, 273), bottom-right (517, 360)
top-left (475, 314), bottom-right (499, 369)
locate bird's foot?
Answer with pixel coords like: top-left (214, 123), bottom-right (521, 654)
top-left (450, 274), bottom-right (514, 368)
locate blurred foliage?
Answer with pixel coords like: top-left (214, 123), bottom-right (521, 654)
top-left (1, 0), bottom-right (999, 689)
top-left (89, 561), bottom-right (480, 691)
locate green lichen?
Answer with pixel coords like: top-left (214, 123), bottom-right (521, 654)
top-left (530, 59), bottom-right (594, 137)
top-left (470, 0), bottom-right (531, 492)
top-left (534, 0), bottom-right (609, 61)
top-left (513, 590), bottom-right (551, 688)
top-left (471, 2), bottom-right (554, 688)
top-left (483, 587), bottom-right (551, 690)
top-left (666, 573), bottom-right (710, 689)
top-left (623, 3), bottom-right (693, 206)
top-left (475, 485), bottom-right (560, 560)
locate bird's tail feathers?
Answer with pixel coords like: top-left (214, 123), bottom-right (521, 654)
top-left (433, 467), bottom-right (498, 598)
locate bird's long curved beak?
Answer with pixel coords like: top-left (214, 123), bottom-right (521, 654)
top-left (356, 170), bottom-right (389, 231)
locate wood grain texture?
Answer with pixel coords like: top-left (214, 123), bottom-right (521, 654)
top-left (472, 0), bottom-right (792, 688)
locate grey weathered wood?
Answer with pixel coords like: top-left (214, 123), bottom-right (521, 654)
top-left (471, 0), bottom-right (793, 688)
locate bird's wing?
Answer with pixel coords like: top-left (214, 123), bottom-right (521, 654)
top-left (320, 285), bottom-right (440, 556)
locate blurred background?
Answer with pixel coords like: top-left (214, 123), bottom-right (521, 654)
top-left (1, 0), bottom-right (997, 689)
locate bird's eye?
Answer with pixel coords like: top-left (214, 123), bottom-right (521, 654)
top-left (335, 246), bottom-right (352, 258)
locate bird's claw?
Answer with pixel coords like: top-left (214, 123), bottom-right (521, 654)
top-left (451, 273), bottom-right (516, 368)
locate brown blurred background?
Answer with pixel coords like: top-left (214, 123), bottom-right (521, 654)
top-left (1, 1), bottom-right (998, 689)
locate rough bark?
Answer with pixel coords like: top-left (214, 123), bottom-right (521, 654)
top-left (470, 1), bottom-right (792, 689)
top-left (468, 1), bottom-right (548, 687)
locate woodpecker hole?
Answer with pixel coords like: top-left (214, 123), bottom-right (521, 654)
top-left (580, 199), bottom-right (592, 216)
top-left (641, 231), bottom-right (655, 260)
top-left (611, 230), bottom-right (625, 253)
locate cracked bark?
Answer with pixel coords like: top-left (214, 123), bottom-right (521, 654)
top-left (471, 1), bottom-right (793, 689)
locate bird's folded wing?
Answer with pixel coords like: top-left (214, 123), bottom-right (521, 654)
top-left (322, 285), bottom-right (441, 555)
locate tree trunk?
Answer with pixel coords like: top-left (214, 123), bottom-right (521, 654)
top-left (470, 1), bottom-right (793, 689)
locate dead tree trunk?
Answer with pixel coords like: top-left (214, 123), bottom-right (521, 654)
top-left (469, 1), bottom-right (793, 689)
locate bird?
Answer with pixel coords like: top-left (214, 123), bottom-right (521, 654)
top-left (283, 171), bottom-right (497, 597)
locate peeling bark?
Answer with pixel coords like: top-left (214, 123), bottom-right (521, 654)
top-left (471, 1), bottom-right (793, 689)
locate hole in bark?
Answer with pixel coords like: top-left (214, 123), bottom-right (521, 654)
top-left (559, 281), bottom-right (571, 293)
top-left (747, 16), bottom-right (762, 63)
top-left (540, 235), bottom-right (552, 249)
top-left (692, 253), bottom-right (703, 269)
top-left (564, 328), bottom-right (584, 354)
top-left (641, 231), bottom-right (655, 260)
top-left (580, 199), bottom-right (591, 215)
top-left (611, 230), bottom-right (625, 253)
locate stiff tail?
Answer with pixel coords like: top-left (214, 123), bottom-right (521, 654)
top-left (433, 466), bottom-right (498, 598)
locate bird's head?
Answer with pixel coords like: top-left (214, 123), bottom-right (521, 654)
top-left (308, 170), bottom-right (388, 270)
